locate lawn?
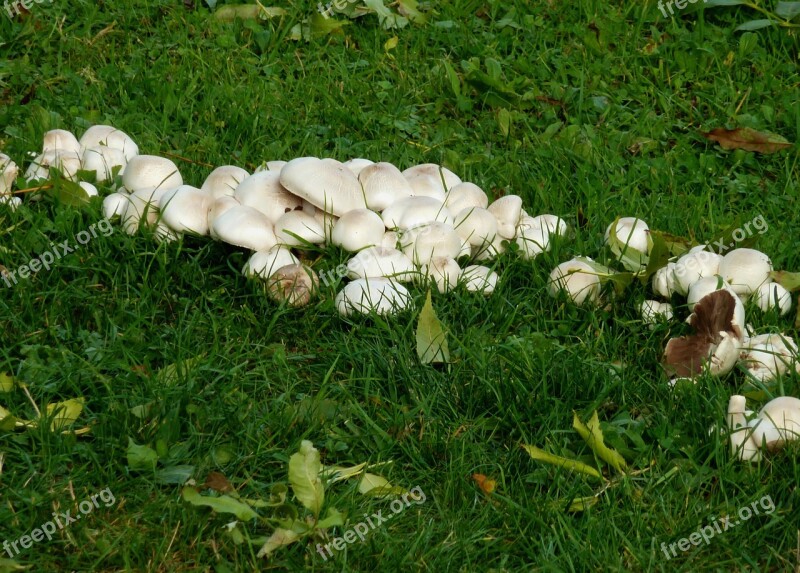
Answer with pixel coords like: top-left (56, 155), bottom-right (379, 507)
top-left (1, 0), bottom-right (799, 571)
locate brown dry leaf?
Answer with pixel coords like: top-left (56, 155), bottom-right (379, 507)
top-left (702, 127), bottom-right (792, 154)
top-left (472, 473), bottom-right (497, 494)
top-left (204, 471), bottom-right (234, 493)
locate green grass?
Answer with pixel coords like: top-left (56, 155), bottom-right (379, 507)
top-left (1, 1), bottom-right (799, 571)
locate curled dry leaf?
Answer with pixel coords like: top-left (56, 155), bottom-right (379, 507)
top-left (702, 127), bottom-right (792, 154)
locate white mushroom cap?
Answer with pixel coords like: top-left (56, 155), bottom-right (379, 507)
top-left (381, 231), bottom-right (400, 250)
top-left (381, 196), bottom-right (452, 230)
top-left (25, 150), bottom-right (81, 182)
top-left (82, 146), bottom-right (127, 182)
top-left (343, 158), bottom-right (375, 177)
top-left (405, 174), bottom-right (447, 201)
top-left (672, 248), bottom-right (723, 296)
top-left (487, 195), bottom-right (523, 239)
top-left (243, 246), bottom-right (300, 280)
top-left (346, 247), bottom-right (416, 282)
top-left (122, 155), bottom-right (183, 193)
top-left (453, 207), bottom-right (498, 247)
top-left (0, 195), bottom-right (21, 211)
top-left (742, 334), bottom-right (800, 382)
top-left (418, 257), bottom-right (461, 293)
top-left (211, 205), bottom-right (277, 251)
top-left (78, 182), bottom-right (98, 198)
top-left (639, 300), bottom-right (674, 326)
top-left (253, 160), bottom-right (288, 173)
top-left (402, 164), bottom-right (461, 192)
top-left (266, 264), bottom-right (319, 308)
top-left (201, 165), bottom-right (249, 199)
top-left (358, 162), bottom-right (414, 211)
top-left (313, 210), bottom-right (339, 243)
top-left (121, 187), bottom-right (172, 234)
top-left (686, 276), bottom-right (735, 310)
top-left (652, 263), bottom-right (678, 299)
top-left (604, 217), bottom-right (649, 254)
top-left (207, 196), bottom-right (241, 237)
top-left (402, 222), bottom-right (462, 265)
top-left (42, 129), bottom-right (80, 154)
top-left (526, 214), bottom-right (568, 237)
top-left (331, 209), bottom-right (386, 252)
top-left (460, 265), bottom-right (498, 294)
top-left (444, 182), bottom-right (488, 214)
top-left (719, 248), bottom-right (773, 296)
top-left (280, 157), bottom-right (366, 217)
top-left (516, 217), bottom-right (551, 259)
top-left (752, 282), bottom-right (792, 316)
top-left (79, 125), bottom-right (139, 160)
top-left (0, 153), bottom-right (19, 195)
top-left (234, 170), bottom-right (302, 222)
top-left (274, 210), bottom-right (325, 246)
top-left (335, 277), bottom-right (411, 316)
top-left (752, 396), bottom-right (800, 450)
top-left (548, 258), bottom-right (602, 305)
top-left (103, 192), bottom-right (129, 220)
top-left (158, 185), bottom-right (212, 236)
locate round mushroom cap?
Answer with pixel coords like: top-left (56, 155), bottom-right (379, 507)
top-left (121, 187), bottom-right (172, 234)
top-left (548, 258), bottom-right (602, 305)
top-left (686, 275), bottom-right (734, 310)
top-left (472, 234), bottom-right (506, 261)
top-left (243, 246), bottom-right (300, 280)
top-left (402, 222), bottom-right (462, 265)
top-left (79, 125), bottom-right (139, 160)
top-left (343, 157), bottom-right (375, 177)
top-left (0, 153), bottom-right (19, 195)
top-left (752, 282), bottom-right (792, 316)
top-left (487, 195), bottom-right (523, 239)
top-left (382, 196), bottom-right (452, 230)
top-left (280, 157), bottom-right (366, 217)
top-left (639, 300), bottom-right (674, 325)
top-left (158, 185), bottom-right (213, 236)
top-left (516, 224), bottom-right (550, 259)
top-left (331, 209), bottom-right (386, 252)
top-left (405, 174), bottom-right (447, 201)
top-left (274, 210), bottom-right (325, 246)
top-left (267, 264), bottom-right (319, 308)
top-left (604, 217), bottom-right (650, 254)
top-left (719, 248), bottom-right (773, 296)
top-left (358, 162), bottom-right (414, 211)
top-left (419, 257), bottom-right (461, 293)
top-left (25, 150), bottom-right (81, 182)
top-left (402, 163), bottom-right (462, 191)
top-left (211, 205), bottom-right (277, 251)
top-left (453, 207), bottom-right (498, 247)
top-left (460, 265), bottom-right (498, 295)
top-left (201, 165), bottom-right (250, 199)
top-left (672, 249), bottom-right (722, 296)
top-left (82, 146), bottom-right (128, 182)
top-left (346, 246), bottom-right (415, 282)
top-left (122, 155), bottom-right (183, 193)
top-left (234, 170), bottom-right (302, 222)
top-left (207, 196), bottom-right (241, 237)
top-left (444, 182), bottom-right (489, 214)
top-left (652, 262), bottom-right (678, 299)
top-left (335, 277), bottom-right (411, 316)
top-left (42, 129), bottom-right (80, 155)
top-left (103, 192), bottom-right (129, 220)
top-left (78, 182), bottom-right (98, 198)
top-left (522, 214), bottom-right (568, 237)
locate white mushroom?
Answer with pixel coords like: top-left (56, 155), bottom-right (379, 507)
top-left (158, 185), bottom-right (213, 236)
top-left (547, 258), bottom-right (602, 306)
top-left (234, 171), bottom-right (302, 222)
top-left (103, 192), bottom-right (129, 220)
top-left (453, 207), bottom-right (498, 247)
top-left (274, 210), bottom-right (325, 246)
top-left (460, 265), bottom-right (498, 294)
top-left (418, 257), bottom-right (461, 293)
top-left (211, 205), bottom-right (277, 251)
top-left (267, 264), bottom-right (319, 308)
top-left (201, 165), bottom-right (249, 199)
top-left (0, 153), bottom-right (19, 195)
top-left (751, 282), bottom-right (792, 316)
top-left (401, 222), bottom-right (462, 265)
top-left (120, 187), bottom-right (172, 234)
top-left (639, 300), bottom-right (674, 326)
top-left (79, 125), bottom-right (139, 160)
top-left (672, 247), bottom-right (723, 296)
top-left (487, 195), bottom-right (523, 239)
top-left (280, 157), bottom-right (366, 217)
top-left (122, 155), bottom-right (183, 193)
top-left (604, 217), bottom-right (649, 254)
top-left (381, 196), bottom-right (452, 230)
top-left (358, 162), bottom-right (414, 211)
top-left (342, 158), bottom-right (375, 177)
top-left (243, 246), bottom-right (300, 280)
top-left (0, 195), bottom-right (21, 211)
top-left (207, 196), bottom-right (241, 237)
top-left (346, 247), bottom-right (416, 282)
top-left (652, 263), bottom-right (678, 299)
top-left (25, 150), bottom-right (81, 182)
top-left (78, 182), bottom-right (98, 198)
top-left (42, 129), bottom-right (80, 154)
top-left (335, 277), bottom-right (411, 316)
top-left (402, 164), bottom-right (461, 193)
top-left (718, 248), bottom-right (773, 297)
top-left (331, 209), bottom-right (386, 252)
top-left (727, 395), bottom-right (800, 462)
top-left (443, 182), bottom-right (489, 214)
top-left (82, 146), bottom-right (128, 182)
top-left (742, 333), bottom-right (800, 382)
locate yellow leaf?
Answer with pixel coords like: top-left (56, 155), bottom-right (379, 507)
top-left (472, 473), bottom-right (497, 494)
top-left (46, 398), bottom-right (84, 431)
top-left (572, 411), bottom-right (627, 473)
top-left (0, 373), bottom-right (15, 393)
top-left (521, 444), bottom-right (604, 481)
top-left (384, 36), bottom-right (399, 51)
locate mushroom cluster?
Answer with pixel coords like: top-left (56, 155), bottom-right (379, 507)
top-left (3, 127), bottom-right (570, 314)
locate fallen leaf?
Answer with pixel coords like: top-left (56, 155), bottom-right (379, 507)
top-left (204, 471), bottom-right (233, 493)
top-left (416, 290), bottom-right (449, 364)
top-left (288, 440), bottom-right (324, 517)
top-left (182, 486), bottom-right (258, 521)
top-left (572, 411), bottom-right (627, 473)
top-left (257, 528), bottom-right (300, 559)
top-left (358, 473), bottom-right (405, 497)
top-left (702, 127), bottom-right (792, 154)
top-left (127, 438), bottom-right (159, 470)
top-left (471, 473), bottom-right (497, 494)
top-left (521, 444), bottom-right (604, 481)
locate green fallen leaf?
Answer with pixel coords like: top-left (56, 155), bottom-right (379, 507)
top-left (47, 177), bottom-right (89, 206)
top-left (573, 411), bottom-right (628, 473)
top-left (564, 495), bottom-right (600, 512)
top-left (257, 528), bottom-right (300, 559)
top-left (317, 507), bottom-right (345, 529)
top-left (521, 444), bottom-right (604, 481)
top-left (288, 440), bottom-right (324, 517)
top-left (0, 373), bottom-right (16, 393)
top-left (157, 356), bottom-right (203, 386)
top-left (182, 486), bottom-right (259, 521)
top-left (358, 473), bottom-right (405, 497)
top-left (127, 438), bottom-right (159, 470)
top-left (322, 462), bottom-right (368, 484)
top-left (416, 290), bottom-right (449, 364)
top-left (155, 465), bottom-right (195, 485)
top-left (0, 405), bottom-right (17, 431)
top-left (640, 231), bottom-right (670, 283)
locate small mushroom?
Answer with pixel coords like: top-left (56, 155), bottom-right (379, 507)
top-left (402, 222), bottom-right (462, 265)
top-left (752, 282), bottom-right (792, 316)
top-left (443, 182), bottom-right (489, 214)
top-left (639, 300), bottom-right (674, 326)
top-left (346, 247), bottom-right (416, 282)
top-left (211, 205), bottom-right (277, 252)
top-left (652, 263), bottom-right (678, 299)
top-left (331, 209), bottom-right (386, 252)
top-left (335, 277), bottom-right (411, 316)
top-left (243, 246), bottom-right (300, 280)
top-left (453, 207), bottom-right (498, 248)
top-left (358, 162), bottom-right (414, 211)
top-left (267, 264), bottom-right (319, 308)
top-left (548, 258), bottom-right (602, 306)
top-left (274, 211), bottom-right (325, 246)
top-left (718, 248), bottom-right (773, 297)
top-left (342, 158), bottom-right (375, 177)
top-left (604, 217), bottom-right (649, 254)
top-left (158, 185), bottom-right (213, 236)
top-left (280, 157), bottom-right (366, 217)
top-left (79, 125), bottom-right (139, 160)
top-left (672, 247), bottom-right (722, 296)
top-left (122, 155), bottom-right (183, 193)
top-left (42, 129), bottom-right (81, 154)
top-left (460, 264), bottom-right (498, 294)
top-left (418, 257), bottom-right (461, 293)
top-left (103, 192), bottom-right (129, 221)
top-left (0, 153), bottom-right (19, 195)
top-left (741, 333), bottom-right (800, 382)
top-left (82, 146), bottom-right (128, 182)
top-left (234, 170), bottom-right (302, 222)
top-left (381, 196), bottom-right (452, 230)
top-left (487, 195), bottom-right (523, 239)
top-left (727, 395), bottom-right (800, 462)
top-left (25, 150), bottom-right (81, 182)
top-left (201, 165), bottom-right (249, 199)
